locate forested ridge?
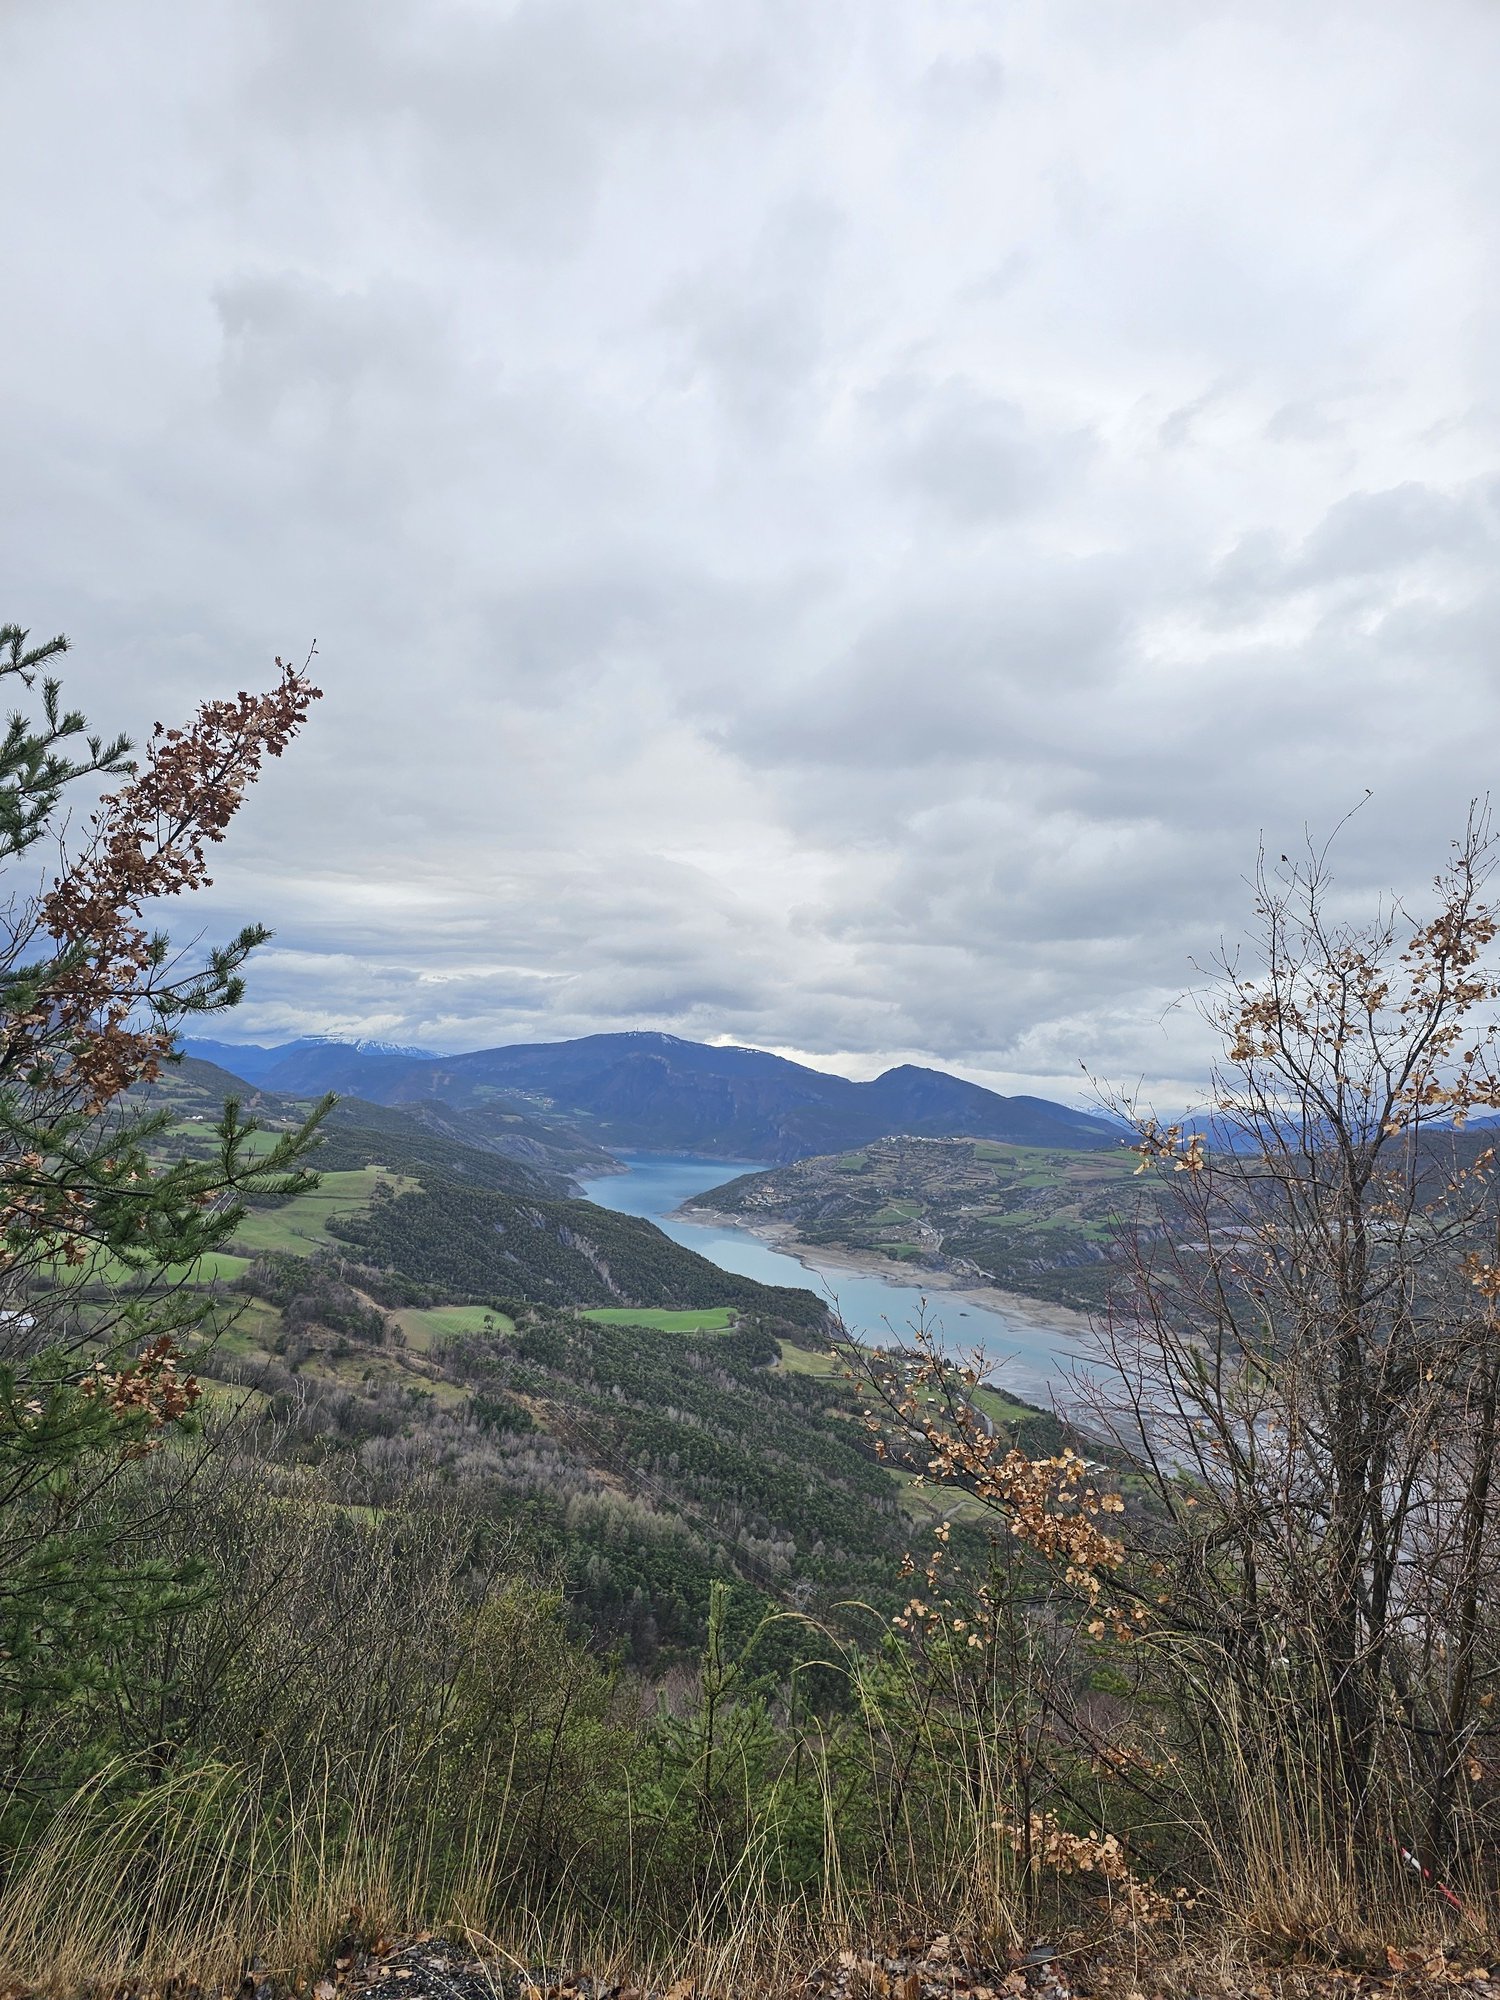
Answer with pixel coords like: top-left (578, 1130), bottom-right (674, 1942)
top-left (186, 1270), bottom-right (947, 1667)
top-left (323, 1169), bottom-right (826, 1323)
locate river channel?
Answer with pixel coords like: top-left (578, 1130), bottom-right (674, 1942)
top-left (577, 1152), bottom-right (1087, 1402)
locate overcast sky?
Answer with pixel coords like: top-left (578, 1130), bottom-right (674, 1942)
top-left (4, 0), bottom-right (1499, 1105)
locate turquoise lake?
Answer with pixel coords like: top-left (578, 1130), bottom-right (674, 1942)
top-left (576, 1152), bottom-right (1086, 1401)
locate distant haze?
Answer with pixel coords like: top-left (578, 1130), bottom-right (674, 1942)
top-left (5, 1), bottom-right (1499, 1108)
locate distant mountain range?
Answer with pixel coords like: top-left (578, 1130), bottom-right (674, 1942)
top-left (181, 1030), bottom-right (1123, 1162)
top-left (181, 1037), bottom-right (436, 1085)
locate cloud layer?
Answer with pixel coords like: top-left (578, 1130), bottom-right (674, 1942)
top-left (4, 0), bottom-right (1499, 1103)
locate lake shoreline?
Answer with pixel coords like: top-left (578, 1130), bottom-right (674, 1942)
top-left (578, 1153), bottom-right (1088, 1399)
top-left (677, 1202), bottom-right (1094, 1346)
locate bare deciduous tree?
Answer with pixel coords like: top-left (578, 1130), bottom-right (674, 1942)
top-left (1091, 816), bottom-right (1500, 1882)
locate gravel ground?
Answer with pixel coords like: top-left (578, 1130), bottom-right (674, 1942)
top-left (302, 1931), bottom-right (1500, 2000)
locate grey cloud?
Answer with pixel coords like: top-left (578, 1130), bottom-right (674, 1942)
top-left (6, 0), bottom-right (1500, 1107)
top-left (712, 563), bottom-right (1134, 769)
top-left (1211, 479), bottom-right (1499, 610)
top-left (240, 0), bottom-right (802, 254)
top-left (659, 201), bottom-right (844, 435)
top-left (918, 52), bottom-right (1006, 119)
top-left (213, 275), bottom-right (450, 460)
top-left (1158, 378), bottom-right (1240, 449)
top-left (878, 376), bottom-right (1097, 523)
top-left (1293, 483), bottom-right (1493, 582)
top-left (1264, 397), bottom-right (1347, 443)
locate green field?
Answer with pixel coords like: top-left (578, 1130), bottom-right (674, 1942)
top-left (180, 1250), bottom-right (253, 1284)
top-left (776, 1338), bottom-right (845, 1378)
top-left (163, 1121), bottom-right (289, 1156)
top-left (192, 1295), bottom-right (283, 1358)
top-left (226, 1169), bottom-right (406, 1256)
top-left (971, 1382), bottom-right (1049, 1428)
top-left (316, 1344), bottom-right (472, 1407)
top-left (888, 1463), bottom-right (989, 1524)
top-left (777, 1337), bottom-right (1056, 1458)
top-left (195, 1377), bottom-right (272, 1413)
top-left (393, 1304), bottom-right (515, 1350)
top-left (63, 1246), bottom-right (252, 1291)
top-left (583, 1306), bottom-right (736, 1333)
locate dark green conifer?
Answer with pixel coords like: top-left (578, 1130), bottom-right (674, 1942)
top-left (0, 623), bottom-right (324, 1794)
